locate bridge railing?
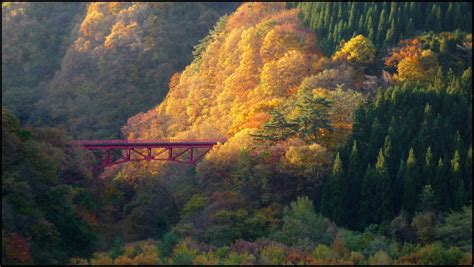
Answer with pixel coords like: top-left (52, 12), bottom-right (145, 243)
top-left (69, 139), bottom-right (227, 145)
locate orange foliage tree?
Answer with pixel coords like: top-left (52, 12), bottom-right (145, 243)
top-left (384, 38), bottom-right (441, 85)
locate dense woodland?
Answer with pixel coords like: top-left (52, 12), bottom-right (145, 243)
top-left (2, 2), bottom-right (472, 265)
top-left (2, 2), bottom-right (239, 138)
top-left (294, 2), bottom-right (472, 55)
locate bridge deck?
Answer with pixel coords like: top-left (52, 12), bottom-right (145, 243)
top-left (70, 139), bottom-right (225, 148)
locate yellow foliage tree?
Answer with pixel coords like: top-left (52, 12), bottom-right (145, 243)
top-left (283, 142), bottom-right (331, 178)
top-left (332, 34), bottom-right (376, 65)
top-left (395, 49), bottom-right (440, 85)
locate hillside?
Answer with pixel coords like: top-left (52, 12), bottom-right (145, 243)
top-left (123, 3), bottom-right (367, 187)
top-left (2, 2), bottom-right (85, 122)
top-left (2, 2), bottom-right (238, 139)
top-left (2, 108), bottom-right (100, 264)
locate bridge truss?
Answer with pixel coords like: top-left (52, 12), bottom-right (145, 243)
top-left (69, 139), bottom-right (224, 170)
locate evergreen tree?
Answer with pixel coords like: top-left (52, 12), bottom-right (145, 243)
top-left (406, 18), bottom-right (415, 37)
top-left (319, 180), bottom-right (332, 221)
top-left (251, 109), bottom-right (297, 142)
top-left (348, 3), bottom-right (357, 31)
top-left (358, 15), bottom-right (365, 36)
top-left (418, 185), bottom-right (438, 212)
top-left (465, 145), bottom-right (472, 201)
top-left (330, 153), bottom-right (346, 225)
top-left (383, 135), bottom-right (395, 177)
top-left (394, 160), bottom-right (406, 212)
top-left (388, 2), bottom-right (397, 24)
top-left (450, 150), bottom-right (465, 210)
top-left (417, 103), bottom-right (433, 154)
top-left (291, 96), bottom-right (332, 143)
top-left (402, 148), bottom-right (419, 214)
top-left (446, 3), bottom-right (454, 29)
top-left (368, 118), bottom-right (385, 163)
top-left (453, 131), bottom-right (465, 158)
top-left (231, 150), bottom-right (261, 201)
top-left (385, 19), bottom-right (396, 44)
top-left (460, 67), bottom-right (472, 94)
top-left (433, 4), bottom-right (442, 32)
top-left (366, 16), bottom-right (375, 41)
top-left (431, 114), bottom-right (445, 157)
top-left (358, 165), bottom-right (377, 228)
top-left (376, 9), bottom-right (387, 47)
top-left (423, 146), bottom-right (434, 186)
top-left (351, 106), bottom-right (370, 150)
top-left (375, 149), bottom-right (393, 222)
top-left (433, 158), bottom-right (450, 210)
top-left (424, 5), bottom-right (436, 30)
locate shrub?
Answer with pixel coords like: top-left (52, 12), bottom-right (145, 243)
top-left (273, 196), bottom-right (335, 246)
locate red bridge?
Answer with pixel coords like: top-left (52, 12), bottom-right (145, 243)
top-left (69, 139), bottom-right (225, 170)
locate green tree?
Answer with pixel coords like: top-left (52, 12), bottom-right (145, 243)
top-left (275, 196), bottom-right (334, 246)
top-left (376, 9), bottom-right (387, 46)
top-left (393, 160), bottom-right (406, 212)
top-left (328, 153), bottom-right (346, 225)
top-left (347, 141), bottom-right (363, 228)
top-left (375, 149), bottom-right (393, 222)
top-left (252, 109), bottom-right (296, 142)
top-left (402, 148), bottom-right (419, 214)
top-left (358, 165), bottom-right (377, 227)
top-left (433, 158), bottom-right (450, 210)
top-left (465, 145), bottom-right (472, 200)
top-left (181, 194), bottom-right (207, 220)
top-left (291, 95), bottom-right (333, 143)
top-left (450, 150), bottom-right (465, 210)
top-left (231, 150), bottom-right (263, 201)
top-left (418, 185), bottom-right (438, 212)
top-left (423, 146), bottom-right (434, 186)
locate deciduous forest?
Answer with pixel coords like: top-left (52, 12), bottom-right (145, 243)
top-left (2, 2), bottom-right (472, 265)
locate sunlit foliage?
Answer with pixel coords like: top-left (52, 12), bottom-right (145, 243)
top-left (123, 3), bottom-right (367, 195)
top-left (333, 34), bottom-right (376, 65)
top-left (22, 3), bottom-right (238, 139)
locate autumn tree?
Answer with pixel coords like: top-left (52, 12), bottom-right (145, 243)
top-left (332, 34), bottom-right (376, 65)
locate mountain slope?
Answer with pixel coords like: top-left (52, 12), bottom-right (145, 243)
top-left (2, 2), bottom-right (85, 122)
top-left (124, 3), bottom-right (364, 154)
